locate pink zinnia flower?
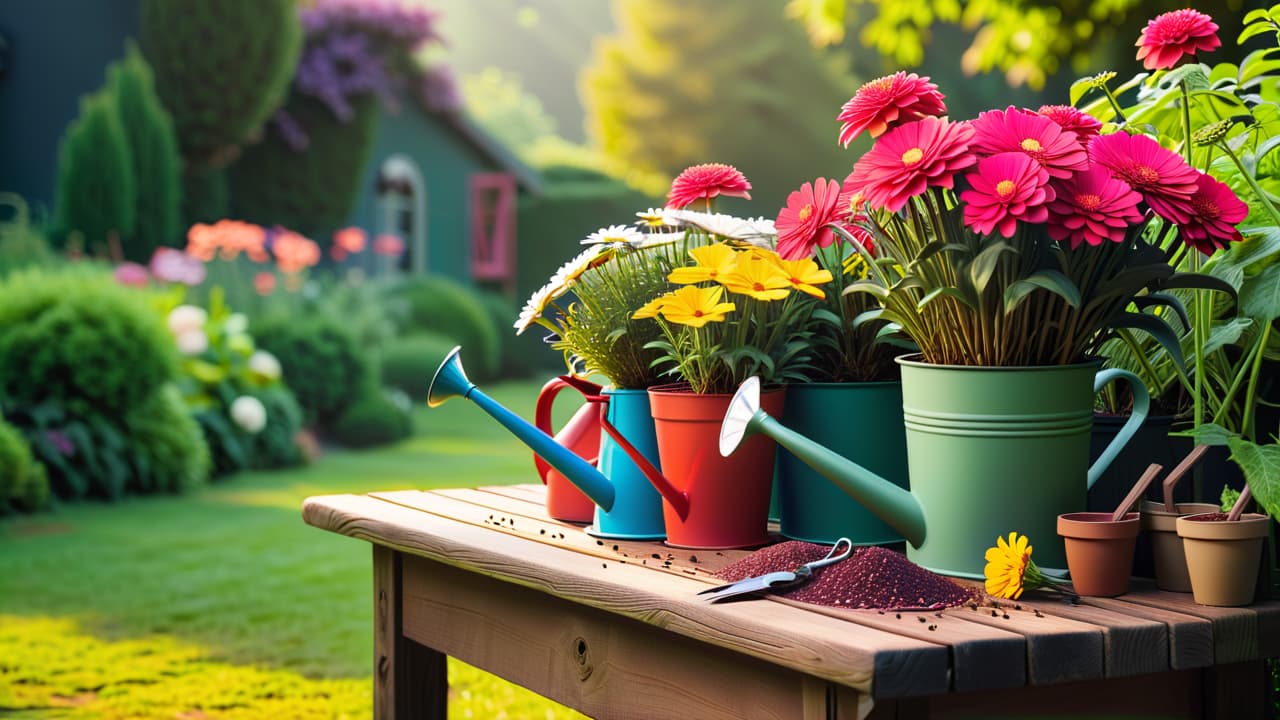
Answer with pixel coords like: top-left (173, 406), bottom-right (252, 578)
top-left (1037, 105), bottom-right (1103, 143)
top-left (665, 163), bottom-right (752, 209)
top-left (848, 117), bottom-right (976, 213)
top-left (1179, 172), bottom-right (1248, 255)
top-left (970, 107), bottom-right (1089, 180)
top-left (113, 262), bottom-right (150, 288)
top-left (960, 152), bottom-right (1053, 238)
top-left (1090, 132), bottom-right (1199, 224)
top-left (837, 72), bottom-right (947, 147)
top-left (1136, 9), bottom-right (1221, 71)
top-left (776, 178), bottom-right (844, 260)
top-left (149, 246), bottom-right (207, 286)
top-left (1046, 164), bottom-right (1144, 249)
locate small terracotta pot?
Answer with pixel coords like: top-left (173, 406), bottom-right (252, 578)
top-left (1058, 512), bottom-right (1141, 596)
top-left (1176, 512), bottom-right (1269, 607)
top-left (1140, 501), bottom-right (1219, 592)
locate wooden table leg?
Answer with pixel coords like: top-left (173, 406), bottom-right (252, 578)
top-left (374, 545), bottom-right (447, 720)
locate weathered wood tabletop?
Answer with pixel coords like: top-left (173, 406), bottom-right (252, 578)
top-left (302, 484), bottom-right (1280, 720)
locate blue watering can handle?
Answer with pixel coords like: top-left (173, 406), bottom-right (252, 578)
top-left (1088, 368), bottom-right (1151, 489)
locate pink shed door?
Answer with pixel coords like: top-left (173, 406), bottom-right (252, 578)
top-left (470, 172), bottom-right (517, 295)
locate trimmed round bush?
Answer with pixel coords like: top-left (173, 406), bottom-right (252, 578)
top-left (380, 332), bottom-right (457, 401)
top-left (475, 290), bottom-right (537, 378)
top-left (0, 267), bottom-right (179, 417)
top-left (387, 276), bottom-right (501, 381)
top-left (328, 388), bottom-right (413, 449)
top-left (248, 385), bottom-right (305, 469)
top-left (125, 383), bottom-right (210, 493)
top-left (0, 416), bottom-right (50, 513)
top-left (252, 313), bottom-right (373, 428)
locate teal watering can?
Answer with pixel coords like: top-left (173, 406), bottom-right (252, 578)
top-left (428, 347), bottom-right (686, 538)
top-left (720, 360), bottom-right (1150, 577)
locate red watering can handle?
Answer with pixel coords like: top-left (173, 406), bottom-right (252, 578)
top-left (533, 376), bottom-right (607, 483)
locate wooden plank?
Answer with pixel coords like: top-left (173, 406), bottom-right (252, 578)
top-left (410, 488), bottom-right (1030, 695)
top-left (946, 591), bottom-right (1104, 686)
top-left (1082, 596), bottom-right (1215, 670)
top-left (1203, 660), bottom-right (1267, 720)
top-left (924, 668), bottom-right (1205, 719)
top-left (1115, 586), bottom-right (1264, 663)
top-left (304, 493), bottom-right (951, 697)
top-left (372, 546), bottom-right (446, 720)
top-left (482, 482), bottom-right (548, 504)
top-left (400, 553), bottom-right (843, 720)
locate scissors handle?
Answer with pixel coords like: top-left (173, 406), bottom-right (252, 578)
top-left (800, 537), bottom-right (854, 573)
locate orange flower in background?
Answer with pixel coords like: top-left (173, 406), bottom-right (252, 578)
top-left (185, 223), bottom-right (219, 261)
top-left (254, 272), bottom-right (277, 296)
top-left (272, 228), bottom-right (321, 275)
top-left (334, 226), bottom-right (367, 253)
top-left (373, 233), bottom-right (406, 257)
top-left (185, 220), bottom-right (268, 263)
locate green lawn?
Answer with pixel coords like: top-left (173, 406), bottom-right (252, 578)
top-left (1, 379), bottom-right (588, 719)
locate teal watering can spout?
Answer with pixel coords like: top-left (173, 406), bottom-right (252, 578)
top-left (428, 347), bottom-right (617, 512)
top-left (720, 378), bottom-right (927, 548)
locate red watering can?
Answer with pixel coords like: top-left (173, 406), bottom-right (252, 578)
top-left (534, 377), bottom-right (601, 523)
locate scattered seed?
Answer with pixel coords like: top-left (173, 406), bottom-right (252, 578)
top-left (928, 624), bottom-right (937, 631)
top-left (918, 616), bottom-right (926, 623)
top-left (1034, 609), bottom-right (1043, 618)
top-left (601, 563), bottom-right (607, 569)
top-left (612, 545), bottom-right (619, 551)
top-left (558, 533), bottom-right (565, 539)
top-left (652, 553), bottom-right (662, 559)
top-left (1014, 604), bottom-right (1022, 611)
top-left (689, 555), bottom-right (699, 563)
top-left (1002, 613), bottom-right (1010, 619)
top-left (991, 610), bottom-right (999, 617)
top-left (539, 529), bottom-right (545, 535)
top-left (895, 613), bottom-right (902, 619)
top-left (596, 540), bottom-right (604, 546)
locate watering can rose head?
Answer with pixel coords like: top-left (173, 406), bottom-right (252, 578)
top-left (819, 65), bottom-right (1245, 368)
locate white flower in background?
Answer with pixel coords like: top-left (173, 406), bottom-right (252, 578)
top-left (248, 350), bottom-right (282, 381)
top-left (175, 329), bottom-right (209, 356)
top-left (514, 282), bottom-right (556, 335)
top-left (664, 210), bottom-right (777, 247)
top-left (230, 395), bottom-right (268, 434)
top-left (547, 246), bottom-right (603, 295)
top-left (636, 230), bottom-right (685, 248)
top-left (581, 224), bottom-right (645, 247)
top-left (635, 207), bottom-right (683, 230)
top-left (223, 312), bottom-right (249, 335)
top-left (167, 305), bottom-right (207, 336)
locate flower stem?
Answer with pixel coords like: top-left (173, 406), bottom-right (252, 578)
top-left (1180, 84), bottom-right (1193, 165)
top-left (1218, 141), bottom-right (1280, 228)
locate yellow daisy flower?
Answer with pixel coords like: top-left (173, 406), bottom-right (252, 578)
top-left (668, 243), bottom-right (739, 284)
top-left (719, 256), bottom-right (792, 301)
top-left (631, 295), bottom-right (667, 320)
top-left (776, 258), bottom-right (833, 299)
top-left (983, 532), bottom-right (1066, 600)
top-left (657, 285), bottom-right (736, 328)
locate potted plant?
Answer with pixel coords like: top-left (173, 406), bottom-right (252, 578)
top-left (629, 164), bottom-right (825, 548)
top-left (835, 58), bottom-right (1245, 574)
top-left (763, 177), bottom-right (909, 545)
top-left (513, 216), bottom-right (685, 535)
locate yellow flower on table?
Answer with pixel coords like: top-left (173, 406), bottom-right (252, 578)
top-left (776, 258), bottom-right (833, 299)
top-left (669, 243), bottom-right (739, 284)
top-left (719, 256), bottom-right (791, 301)
top-left (983, 531), bottom-right (1068, 600)
top-left (647, 285), bottom-right (736, 328)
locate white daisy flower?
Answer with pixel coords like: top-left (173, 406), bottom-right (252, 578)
top-left (634, 207), bottom-right (683, 230)
top-left (548, 246), bottom-right (603, 294)
top-left (581, 224), bottom-right (646, 246)
top-left (514, 282), bottom-right (556, 335)
top-left (636, 230), bottom-right (685, 248)
top-left (664, 210), bottom-right (777, 246)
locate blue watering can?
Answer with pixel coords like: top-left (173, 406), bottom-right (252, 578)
top-left (427, 347), bottom-right (683, 538)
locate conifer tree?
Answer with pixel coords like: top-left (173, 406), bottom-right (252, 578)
top-left (53, 92), bottom-right (136, 250)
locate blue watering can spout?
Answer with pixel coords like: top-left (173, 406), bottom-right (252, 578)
top-left (427, 347), bottom-right (617, 512)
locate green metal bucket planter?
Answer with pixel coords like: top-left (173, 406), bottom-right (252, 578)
top-left (898, 355), bottom-right (1149, 576)
top-left (777, 382), bottom-right (908, 545)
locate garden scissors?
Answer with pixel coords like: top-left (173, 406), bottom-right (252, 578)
top-left (697, 538), bottom-right (854, 603)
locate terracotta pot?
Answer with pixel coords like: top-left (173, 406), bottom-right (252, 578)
top-left (1140, 501), bottom-right (1219, 592)
top-left (1058, 512), bottom-right (1140, 596)
top-left (1176, 512), bottom-right (1270, 607)
top-left (648, 384), bottom-right (785, 549)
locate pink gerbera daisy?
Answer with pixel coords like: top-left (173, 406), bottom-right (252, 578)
top-left (1046, 164), bottom-right (1144, 249)
top-left (776, 178), bottom-right (844, 260)
top-left (970, 107), bottom-right (1089, 179)
top-left (1179, 172), bottom-right (1248, 255)
top-left (1136, 9), bottom-right (1221, 71)
top-left (666, 163), bottom-right (752, 209)
top-left (837, 72), bottom-right (947, 147)
top-left (1090, 132), bottom-right (1199, 224)
top-left (1037, 105), bottom-right (1103, 143)
top-left (848, 117), bottom-right (976, 213)
top-left (961, 152), bottom-right (1053, 237)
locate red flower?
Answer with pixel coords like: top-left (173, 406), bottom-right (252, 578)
top-left (970, 106), bottom-right (1089, 179)
top-left (1179, 172), bottom-right (1248, 255)
top-left (254, 271), bottom-right (277, 296)
top-left (665, 163), bottom-right (752, 209)
top-left (837, 72), bottom-right (947, 147)
top-left (333, 226), bottom-right (367, 253)
top-left (374, 233), bottom-right (406, 257)
top-left (271, 228), bottom-right (321, 274)
top-left (776, 178), bottom-right (844, 260)
top-left (1090, 132), bottom-right (1199, 224)
top-left (113, 262), bottom-right (150, 288)
top-left (1037, 105), bottom-right (1103, 143)
top-left (960, 152), bottom-right (1053, 237)
top-left (1136, 9), bottom-right (1221, 71)
top-left (1046, 164), bottom-right (1144, 249)
top-left (848, 116), bottom-right (976, 213)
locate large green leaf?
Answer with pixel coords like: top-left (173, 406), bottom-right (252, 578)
top-left (1201, 317), bottom-right (1254, 358)
top-left (1003, 269), bottom-right (1081, 314)
top-left (843, 281), bottom-right (889, 300)
top-left (1229, 225), bottom-right (1280, 269)
top-left (1131, 293), bottom-right (1190, 332)
top-left (1185, 422), bottom-right (1235, 446)
top-left (1240, 262), bottom-right (1280, 321)
top-left (1227, 436), bottom-right (1280, 519)
top-left (917, 286), bottom-right (976, 312)
top-left (1108, 311), bottom-right (1187, 371)
top-left (967, 240), bottom-right (1015, 295)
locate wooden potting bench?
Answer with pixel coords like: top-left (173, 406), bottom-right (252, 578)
top-left (303, 484), bottom-right (1280, 719)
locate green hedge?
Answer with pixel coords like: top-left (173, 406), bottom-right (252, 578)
top-left (53, 90), bottom-right (135, 250)
top-left (380, 332), bottom-right (458, 401)
top-left (125, 383), bottom-right (211, 494)
top-left (385, 276), bottom-right (502, 381)
top-left (0, 416), bottom-right (50, 514)
top-left (328, 389), bottom-right (414, 449)
top-left (251, 312), bottom-right (374, 428)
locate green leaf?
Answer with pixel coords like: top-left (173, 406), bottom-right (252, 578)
top-left (1201, 317), bottom-right (1254, 357)
top-left (1230, 226), bottom-right (1280, 269)
top-left (1185, 422), bottom-right (1236, 446)
top-left (1070, 77), bottom-right (1095, 106)
top-left (917, 286), bottom-right (975, 312)
top-left (1108, 312), bottom-right (1186, 371)
top-left (968, 240), bottom-right (1015, 295)
top-left (874, 323), bottom-right (917, 351)
top-left (1157, 271), bottom-right (1238, 301)
top-left (1240, 20), bottom-right (1277, 44)
top-left (1243, 8), bottom-right (1269, 24)
top-left (1003, 269), bottom-right (1081, 314)
top-left (1240, 262), bottom-right (1280, 321)
top-left (843, 280), bottom-right (889, 299)
top-left (850, 308), bottom-right (884, 329)
top-left (1131, 293), bottom-right (1190, 332)
top-left (1227, 436), bottom-right (1280, 519)
top-left (1163, 64), bottom-right (1211, 92)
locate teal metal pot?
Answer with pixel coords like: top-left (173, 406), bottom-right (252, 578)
top-left (590, 388), bottom-right (665, 540)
